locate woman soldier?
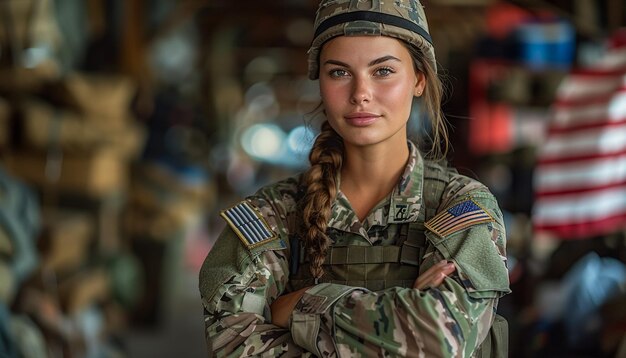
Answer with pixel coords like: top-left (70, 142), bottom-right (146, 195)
top-left (199, 0), bottom-right (511, 356)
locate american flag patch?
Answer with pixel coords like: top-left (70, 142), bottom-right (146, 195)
top-left (425, 199), bottom-right (494, 238)
top-left (220, 201), bottom-right (277, 249)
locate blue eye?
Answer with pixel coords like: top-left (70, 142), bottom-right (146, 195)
top-left (329, 69), bottom-right (349, 78)
top-left (375, 67), bottom-right (394, 76)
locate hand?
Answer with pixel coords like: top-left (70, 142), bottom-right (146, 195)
top-left (270, 286), bottom-right (311, 328)
top-left (413, 260), bottom-right (456, 290)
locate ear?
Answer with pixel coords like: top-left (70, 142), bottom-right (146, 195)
top-left (414, 71), bottom-right (426, 97)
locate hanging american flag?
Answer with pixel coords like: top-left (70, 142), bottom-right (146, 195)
top-left (425, 199), bottom-right (494, 238)
top-left (533, 37), bottom-right (626, 239)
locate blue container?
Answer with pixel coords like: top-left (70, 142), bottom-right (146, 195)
top-left (516, 18), bottom-right (576, 70)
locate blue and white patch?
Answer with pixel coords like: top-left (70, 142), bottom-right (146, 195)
top-left (220, 201), bottom-right (277, 249)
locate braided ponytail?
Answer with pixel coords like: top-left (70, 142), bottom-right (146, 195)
top-left (300, 120), bottom-right (343, 279)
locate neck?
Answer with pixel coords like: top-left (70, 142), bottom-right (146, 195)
top-left (340, 142), bottom-right (410, 221)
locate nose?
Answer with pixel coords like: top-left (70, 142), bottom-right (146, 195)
top-left (350, 76), bottom-right (371, 105)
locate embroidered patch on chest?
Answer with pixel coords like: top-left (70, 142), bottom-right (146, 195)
top-left (425, 199), bottom-right (494, 237)
top-left (220, 201), bottom-right (278, 249)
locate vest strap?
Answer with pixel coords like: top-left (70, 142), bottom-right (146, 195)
top-left (400, 222), bottom-right (424, 266)
top-left (326, 279), bottom-right (415, 292)
top-left (322, 245), bottom-right (402, 265)
top-left (290, 235), bottom-right (300, 275)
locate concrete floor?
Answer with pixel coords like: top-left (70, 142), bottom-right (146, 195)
top-left (125, 248), bottom-right (207, 358)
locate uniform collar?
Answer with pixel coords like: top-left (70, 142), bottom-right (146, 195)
top-left (387, 141), bottom-right (424, 224)
top-left (327, 141), bottom-right (425, 235)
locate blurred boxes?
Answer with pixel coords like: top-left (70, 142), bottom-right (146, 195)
top-left (47, 73), bottom-right (137, 126)
top-left (0, 0), bottom-right (61, 49)
top-left (126, 163), bottom-right (210, 241)
top-left (39, 211), bottom-right (94, 275)
top-left (57, 268), bottom-right (110, 315)
top-left (5, 149), bottom-right (128, 198)
top-left (21, 99), bottom-right (145, 159)
top-left (0, 63), bottom-right (60, 94)
top-left (3, 71), bottom-right (144, 199)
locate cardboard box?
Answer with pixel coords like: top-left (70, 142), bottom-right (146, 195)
top-left (49, 72), bottom-right (136, 123)
top-left (5, 149), bottom-right (128, 197)
top-left (39, 211), bottom-right (94, 274)
top-left (0, 62), bottom-right (60, 94)
top-left (57, 268), bottom-right (110, 315)
top-left (22, 99), bottom-right (145, 159)
top-left (0, 0), bottom-right (61, 53)
top-left (126, 164), bottom-right (211, 240)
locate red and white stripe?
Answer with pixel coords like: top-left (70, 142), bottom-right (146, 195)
top-left (533, 43), bottom-right (626, 239)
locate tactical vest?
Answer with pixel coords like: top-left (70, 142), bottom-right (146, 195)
top-left (288, 161), bottom-right (508, 357)
top-left (288, 161), bottom-right (446, 292)
top-left (288, 221), bottom-right (427, 291)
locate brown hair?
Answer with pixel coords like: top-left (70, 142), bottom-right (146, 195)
top-left (299, 120), bottom-right (343, 279)
top-left (405, 43), bottom-right (449, 160)
top-left (300, 42), bottom-right (448, 279)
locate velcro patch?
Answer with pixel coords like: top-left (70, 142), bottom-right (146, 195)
top-left (220, 201), bottom-right (278, 249)
top-left (425, 198), bottom-right (494, 238)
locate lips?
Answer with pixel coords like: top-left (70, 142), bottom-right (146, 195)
top-left (344, 112), bottom-right (381, 126)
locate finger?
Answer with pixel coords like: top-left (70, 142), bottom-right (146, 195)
top-left (414, 260), bottom-right (448, 288)
top-left (427, 265), bottom-right (456, 288)
top-left (414, 260), bottom-right (449, 287)
top-left (414, 262), bottom-right (456, 289)
top-left (415, 267), bottom-right (453, 290)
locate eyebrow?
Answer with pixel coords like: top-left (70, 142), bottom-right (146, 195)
top-left (323, 55), bottom-right (401, 67)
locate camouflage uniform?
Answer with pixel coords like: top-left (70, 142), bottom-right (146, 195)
top-left (199, 142), bottom-right (510, 357)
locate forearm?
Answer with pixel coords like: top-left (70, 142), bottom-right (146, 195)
top-left (291, 280), bottom-right (496, 358)
top-left (337, 282), bottom-right (494, 356)
top-left (205, 311), bottom-right (309, 357)
top-left (202, 274), bottom-right (309, 357)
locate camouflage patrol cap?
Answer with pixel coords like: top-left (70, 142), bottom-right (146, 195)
top-left (307, 0), bottom-right (436, 80)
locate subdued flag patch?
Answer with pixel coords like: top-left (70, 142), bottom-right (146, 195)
top-left (425, 199), bottom-right (494, 238)
top-left (220, 201), bottom-right (277, 249)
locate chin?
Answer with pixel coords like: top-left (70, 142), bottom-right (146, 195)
top-left (343, 136), bottom-right (386, 147)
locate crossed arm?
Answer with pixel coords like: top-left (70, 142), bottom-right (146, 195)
top-left (201, 244), bottom-right (495, 357)
top-left (270, 259), bottom-right (456, 328)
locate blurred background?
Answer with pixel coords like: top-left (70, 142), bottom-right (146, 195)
top-left (0, 0), bottom-right (625, 357)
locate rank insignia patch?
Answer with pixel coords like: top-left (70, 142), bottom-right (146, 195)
top-left (221, 201), bottom-right (277, 249)
top-left (425, 199), bottom-right (494, 238)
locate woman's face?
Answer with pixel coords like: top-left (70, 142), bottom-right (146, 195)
top-left (319, 35), bottom-right (425, 149)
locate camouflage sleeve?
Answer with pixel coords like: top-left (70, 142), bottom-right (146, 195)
top-left (289, 188), bottom-right (510, 357)
top-left (200, 227), bottom-right (311, 357)
top-left (199, 193), bottom-right (314, 357)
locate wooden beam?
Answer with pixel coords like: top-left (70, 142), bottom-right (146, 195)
top-left (120, 0), bottom-right (147, 80)
top-left (607, 0), bottom-right (624, 34)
